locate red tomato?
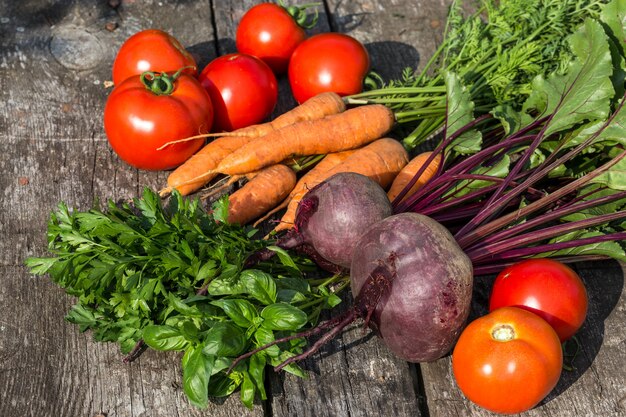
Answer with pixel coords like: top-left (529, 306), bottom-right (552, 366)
top-left (288, 33), bottom-right (369, 103)
top-left (112, 29), bottom-right (197, 85)
top-left (198, 53), bottom-right (278, 132)
top-left (452, 307), bottom-right (563, 414)
top-left (104, 72), bottom-right (213, 170)
top-left (236, 3), bottom-right (307, 74)
top-left (489, 259), bottom-right (588, 341)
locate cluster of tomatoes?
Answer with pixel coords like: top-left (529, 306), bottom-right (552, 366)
top-left (103, 2), bottom-right (370, 171)
top-left (452, 258), bottom-right (589, 414)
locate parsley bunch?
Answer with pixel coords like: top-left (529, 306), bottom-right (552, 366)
top-left (26, 189), bottom-right (347, 408)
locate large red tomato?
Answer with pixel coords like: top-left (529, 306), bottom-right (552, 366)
top-left (288, 33), bottom-right (369, 103)
top-left (452, 307), bottom-right (563, 414)
top-left (112, 29), bottom-right (197, 85)
top-left (236, 3), bottom-right (309, 74)
top-left (489, 258), bottom-right (588, 341)
top-left (198, 53), bottom-right (278, 132)
top-left (104, 71), bottom-right (213, 171)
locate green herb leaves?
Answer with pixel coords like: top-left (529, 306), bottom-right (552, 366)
top-left (25, 188), bottom-right (347, 409)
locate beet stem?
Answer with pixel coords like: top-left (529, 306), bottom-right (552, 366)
top-left (456, 150), bottom-right (626, 249)
top-left (464, 189), bottom-right (626, 253)
top-left (226, 313), bottom-right (351, 374)
top-left (467, 210), bottom-right (626, 261)
top-left (456, 98), bottom-right (626, 241)
top-left (472, 255), bottom-right (612, 275)
top-left (122, 340), bottom-right (146, 363)
top-left (274, 310), bottom-right (357, 372)
top-left (474, 231), bottom-right (626, 263)
top-left (397, 134), bottom-right (536, 213)
top-left (392, 114), bottom-right (493, 210)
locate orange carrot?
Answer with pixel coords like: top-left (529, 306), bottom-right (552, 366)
top-left (273, 138), bottom-right (408, 233)
top-left (253, 150), bottom-right (356, 227)
top-left (160, 92), bottom-right (346, 196)
top-left (387, 151), bottom-right (442, 203)
top-left (211, 104), bottom-right (395, 177)
top-left (226, 164), bottom-right (296, 225)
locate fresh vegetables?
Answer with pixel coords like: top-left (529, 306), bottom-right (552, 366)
top-left (198, 53), bottom-right (278, 132)
top-left (111, 29), bottom-right (197, 85)
top-left (288, 33), bottom-right (370, 103)
top-left (160, 91), bottom-right (346, 196)
top-left (489, 259), bottom-right (588, 341)
top-left (236, 2), bottom-right (318, 74)
top-left (103, 70), bottom-right (213, 170)
top-left (452, 307), bottom-right (563, 414)
top-left (209, 104), bottom-right (395, 176)
top-left (28, 0), bottom-right (626, 412)
top-left (25, 189), bottom-right (347, 409)
top-left (226, 164), bottom-right (296, 225)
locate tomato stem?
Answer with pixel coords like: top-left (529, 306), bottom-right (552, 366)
top-left (492, 324), bottom-right (515, 342)
top-left (139, 66), bottom-right (195, 96)
top-left (280, 0), bottom-right (321, 29)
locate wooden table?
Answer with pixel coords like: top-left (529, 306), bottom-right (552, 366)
top-left (1, 1), bottom-right (625, 416)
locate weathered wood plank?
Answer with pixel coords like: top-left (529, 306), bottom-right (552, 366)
top-left (0, 0), bottom-right (257, 416)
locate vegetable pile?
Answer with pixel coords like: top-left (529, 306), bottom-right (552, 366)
top-left (26, 0), bottom-right (626, 414)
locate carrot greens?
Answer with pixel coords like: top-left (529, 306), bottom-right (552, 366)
top-left (348, 0), bottom-right (613, 151)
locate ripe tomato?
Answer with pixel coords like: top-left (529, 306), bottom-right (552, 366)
top-left (112, 29), bottom-right (197, 85)
top-left (104, 71), bottom-right (213, 170)
top-left (288, 33), bottom-right (369, 103)
top-left (198, 53), bottom-right (278, 132)
top-left (489, 259), bottom-right (588, 341)
top-left (236, 3), bottom-right (307, 74)
top-left (452, 307), bottom-right (562, 414)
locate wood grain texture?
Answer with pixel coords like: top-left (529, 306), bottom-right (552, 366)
top-left (1, 0), bottom-right (625, 416)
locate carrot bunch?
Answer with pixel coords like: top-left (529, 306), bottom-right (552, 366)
top-left (159, 92), bottom-right (440, 230)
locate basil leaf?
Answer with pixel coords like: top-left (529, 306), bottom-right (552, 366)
top-left (277, 289), bottom-right (308, 303)
top-left (241, 270), bottom-right (277, 305)
top-left (206, 373), bottom-right (239, 398)
top-left (240, 371), bottom-right (256, 410)
top-left (261, 303), bottom-right (308, 331)
top-left (248, 353), bottom-right (267, 401)
top-left (254, 327), bottom-right (280, 357)
top-left (202, 322), bottom-right (247, 357)
top-left (142, 325), bottom-right (189, 351)
top-left (182, 344), bottom-right (214, 408)
top-left (211, 299), bottom-right (259, 328)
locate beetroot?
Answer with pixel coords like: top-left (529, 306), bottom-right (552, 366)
top-left (293, 172), bottom-right (392, 267)
top-left (350, 213), bottom-right (473, 362)
top-left (246, 172), bottom-right (392, 270)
